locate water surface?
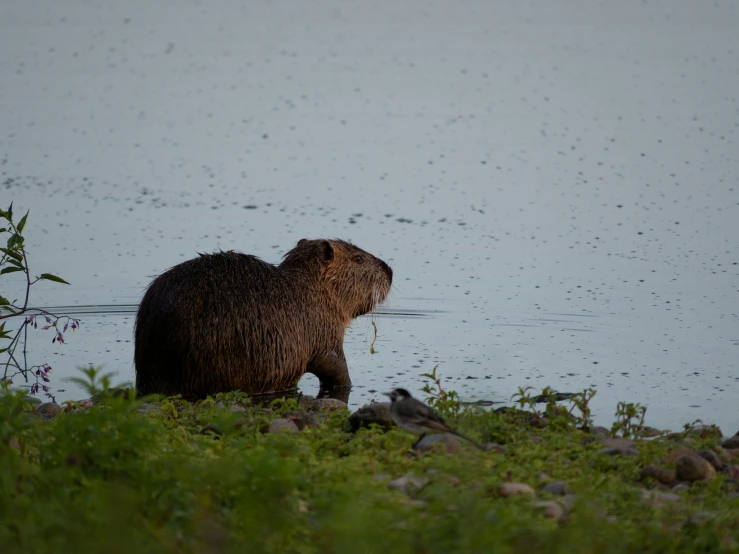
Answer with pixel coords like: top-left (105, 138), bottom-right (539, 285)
top-left (2, 0), bottom-right (738, 431)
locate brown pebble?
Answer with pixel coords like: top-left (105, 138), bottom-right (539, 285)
top-left (414, 434), bottom-right (460, 454)
top-left (283, 410), bottom-right (318, 430)
top-left (640, 465), bottom-right (675, 485)
top-left (388, 475), bottom-right (429, 494)
top-left (36, 402), bottom-right (61, 417)
top-left (696, 450), bottom-right (723, 470)
top-left (726, 448), bottom-right (739, 460)
top-left (675, 455), bottom-right (716, 482)
top-left (721, 433), bottom-right (739, 450)
top-left (499, 483), bottom-right (535, 497)
top-left (663, 447), bottom-right (699, 464)
top-left (601, 438), bottom-right (636, 449)
top-left (599, 447), bottom-right (639, 457)
top-left (265, 418), bottom-right (299, 434)
top-left (641, 489), bottom-right (680, 507)
top-left (533, 501), bottom-right (565, 519)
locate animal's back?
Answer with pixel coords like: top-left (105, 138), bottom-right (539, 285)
top-left (134, 251), bottom-right (300, 396)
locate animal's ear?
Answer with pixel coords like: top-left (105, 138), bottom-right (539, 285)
top-left (317, 240), bottom-right (334, 263)
top-left (298, 238), bottom-right (308, 246)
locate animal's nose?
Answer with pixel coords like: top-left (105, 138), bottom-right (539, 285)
top-left (380, 260), bottom-right (393, 281)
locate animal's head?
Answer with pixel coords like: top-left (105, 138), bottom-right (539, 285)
top-left (281, 239), bottom-right (393, 320)
top-left (383, 388), bottom-right (412, 403)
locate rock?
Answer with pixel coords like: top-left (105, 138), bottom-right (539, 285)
top-left (388, 475), bottom-right (429, 494)
top-left (229, 404), bottom-right (246, 413)
top-left (686, 511), bottom-right (716, 525)
top-left (599, 446), bottom-right (639, 457)
top-left (697, 450), bottom-right (723, 470)
top-left (482, 443), bottom-right (506, 453)
top-left (36, 402), bottom-right (61, 417)
top-left (641, 490), bottom-right (680, 507)
top-left (533, 501), bottom-right (565, 520)
top-left (347, 402), bottom-right (394, 432)
top-left (601, 438), bottom-right (636, 449)
top-left (721, 465), bottom-right (739, 479)
top-left (311, 398), bottom-right (348, 412)
top-left (663, 447), bottom-right (700, 464)
top-left (685, 424), bottom-right (723, 439)
top-left (638, 426), bottom-right (664, 438)
top-left (445, 475), bottom-right (462, 487)
top-left (541, 481), bottom-right (570, 496)
top-left (527, 416), bottom-right (548, 428)
top-left (590, 426), bottom-right (610, 437)
top-left (265, 418), bottom-right (299, 434)
top-left (560, 494), bottom-right (577, 512)
top-left (499, 483), bottom-right (535, 497)
top-left (640, 465), bottom-right (675, 485)
top-left (675, 455), bottom-right (716, 482)
top-left (672, 483), bottom-right (691, 492)
top-left (414, 434), bottom-right (460, 454)
top-left (726, 449), bottom-right (739, 460)
top-left (283, 410), bottom-right (318, 430)
top-left (721, 432), bottom-right (739, 450)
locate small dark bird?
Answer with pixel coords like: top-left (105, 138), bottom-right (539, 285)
top-left (384, 388), bottom-right (484, 450)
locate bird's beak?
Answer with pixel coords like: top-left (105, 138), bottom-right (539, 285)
top-left (382, 392), bottom-right (392, 398)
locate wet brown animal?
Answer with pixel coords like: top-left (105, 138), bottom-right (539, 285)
top-left (134, 239), bottom-right (392, 399)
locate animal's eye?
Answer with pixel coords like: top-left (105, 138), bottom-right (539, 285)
top-left (353, 255), bottom-right (364, 264)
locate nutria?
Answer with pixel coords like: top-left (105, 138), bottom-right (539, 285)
top-left (134, 239), bottom-right (392, 400)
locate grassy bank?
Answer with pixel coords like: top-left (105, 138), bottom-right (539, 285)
top-left (1, 370), bottom-right (738, 553)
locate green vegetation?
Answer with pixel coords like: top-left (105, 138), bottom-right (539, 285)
top-left (1, 203), bottom-right (79, 398)
top-left (1, 368), bottom-right (737, 553)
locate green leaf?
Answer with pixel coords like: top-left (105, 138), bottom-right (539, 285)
top-left (7, 258), bottom-right (25, 270)
top-left (17, 210), bottom-right (29, 233)
top-left (7, 234), bottom-right (20, 249)
top-left (0, 295), bottom-right (8, 305)
top-left (0, 248), bottom-right (23, 262)
top-left (39, 273), bottom-right (70, 285)
top-left (0, 347), bottom-right (7, 354)
top-left (7, 203), bottom-right (12, 220)
top-left (0, 266), bottom-right (24, 275)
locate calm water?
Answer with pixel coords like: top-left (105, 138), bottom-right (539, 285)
top-left (2, 0), bottom-right (737, 431)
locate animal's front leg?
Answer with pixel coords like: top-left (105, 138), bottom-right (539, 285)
top-left (308, 349), bottom-right (352, 402)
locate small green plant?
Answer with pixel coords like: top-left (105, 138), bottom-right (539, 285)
top-left (510, 385), bottom-right (543, 423)
top-left (568, 387), bottom-right (597, 432)
top-left (610, 401), bottom-right (647, 438)
top-left (0, 203), bottom-right (80, 397)
top-left (420, 365), bottom-right (461, 419)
